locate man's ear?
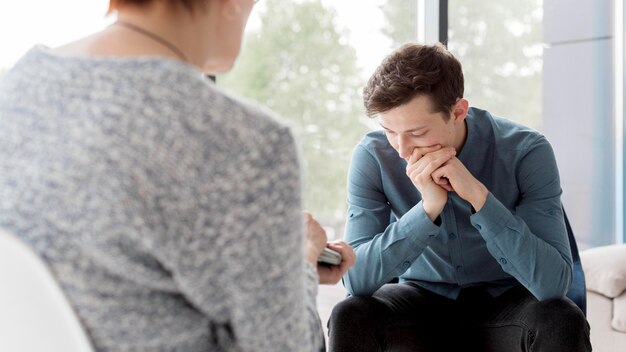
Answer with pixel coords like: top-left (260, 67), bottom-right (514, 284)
top-left (452, 98), bottom-right (469, 122)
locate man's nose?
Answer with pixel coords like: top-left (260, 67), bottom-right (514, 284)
top-left (397, 134), bottom-right (412, 160)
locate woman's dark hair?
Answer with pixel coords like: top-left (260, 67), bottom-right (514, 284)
top-left (109, 0), bottom-right (205, 12)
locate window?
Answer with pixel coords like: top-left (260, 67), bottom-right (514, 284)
top-left (0, 1), bottom-right (111, 71)
top-left (447, 0), bottom-right (543, 130)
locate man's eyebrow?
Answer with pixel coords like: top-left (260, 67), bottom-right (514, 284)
top-left (378, 122), bottom-right (427, 133)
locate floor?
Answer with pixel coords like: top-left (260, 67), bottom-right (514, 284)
top-left (316, 282), bottom-right (348, 342)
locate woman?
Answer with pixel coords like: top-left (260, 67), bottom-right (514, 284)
top-left (0, 0), bottom-right (354, 351)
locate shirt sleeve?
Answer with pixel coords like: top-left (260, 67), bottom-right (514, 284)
top-left (152, 127), bottom-right (324, 351)
top-left (342, 145), bottom-right (440, 296)
top-left (470, 136), bottom-right (573, 301)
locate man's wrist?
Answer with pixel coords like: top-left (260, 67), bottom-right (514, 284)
top-left (423, 202), bottom-right (444, 223)
top-left (469, 184), bottom-right (489, 212)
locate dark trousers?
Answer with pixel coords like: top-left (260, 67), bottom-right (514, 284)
top-left (327, 283), bottom-right (591, 352)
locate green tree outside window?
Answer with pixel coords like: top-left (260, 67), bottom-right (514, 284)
top-left (219, 0), bottom-right (370, 234)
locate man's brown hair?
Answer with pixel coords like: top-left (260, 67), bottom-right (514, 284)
top-left (363, 43), bottom-right (464, 119)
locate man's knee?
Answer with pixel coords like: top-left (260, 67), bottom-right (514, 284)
top-left (530, 298), bottom-right (587, 330)
top-left (328, 296), bottom-right (390, 351)
top-left (528, 298), bottom-right (591, 351)
top-left (328, 296), bottom-right (382, 328)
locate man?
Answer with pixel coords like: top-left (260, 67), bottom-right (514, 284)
top-left (328, 43), bottom-right (590, 351)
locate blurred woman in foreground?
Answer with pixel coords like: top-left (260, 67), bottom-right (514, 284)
top-left (0, 0), bottom-right (354, 350)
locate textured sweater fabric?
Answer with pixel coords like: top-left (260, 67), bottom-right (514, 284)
top-left (0, 46), bottom-right (322, 352)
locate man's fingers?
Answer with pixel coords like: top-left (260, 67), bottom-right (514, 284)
top-left (412, 149), bottom-right (456, 179)
top-left (407, 145), bottom-right (442, 165)
top-left (432, 162), bottom-right (458, 192)
top-left (441, 184), bottom-right (454, 192)
top-left (419, 144), bottom-right (442, 153)
top-left (435, 176), bottom-right (454, 192)
top-left (408, 148), bottom-right (420, 165)
top-left (434, 175), bottom-right (449, 186)
top-left (406, 147), bottom-right (454, 175)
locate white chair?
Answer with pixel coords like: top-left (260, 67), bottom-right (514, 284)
top-left (581, 244), bottom-right (626, 352)
top-left (0, 228), bottom-right (94, 352)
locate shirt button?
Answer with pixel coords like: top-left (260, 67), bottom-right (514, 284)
top-left (402, 261), bottom-right (411, 269)
top-left (499, 258), bottom-right (508, 265)
top-left (449, 233), bottom-right (457, 240)
top-left (475, 224), bottom-right (482, 230)
top-left (456, 265), bottom-right (463, 272)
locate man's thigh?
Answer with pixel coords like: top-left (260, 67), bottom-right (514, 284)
top-left (373, 282), bottom-right (455, 321)
top-left (329, 283), bottom-right (460, 352)
top-left (466, 286), bottom-right (591, 352)
top-left (377, 282), bottom-right (462, 351)
top-left (331, 284), bottom-right (590, 352)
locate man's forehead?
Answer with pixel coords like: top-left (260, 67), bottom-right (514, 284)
top-left (378, 119), bottom-right (427, 133)
top-left (378, 102), bottom-right (441, 132)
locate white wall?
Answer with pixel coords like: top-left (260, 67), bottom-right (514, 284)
top-left (543, 0), bottom-right (618, 247)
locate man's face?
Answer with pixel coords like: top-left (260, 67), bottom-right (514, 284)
top-left (378, 95), bottom-right (466, 161)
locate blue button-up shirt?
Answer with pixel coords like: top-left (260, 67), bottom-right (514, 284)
top-left (343, 108), bottom-right (573, 301)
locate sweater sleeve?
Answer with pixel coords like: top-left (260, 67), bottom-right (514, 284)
top-left (152, 126), bottom-right (324, 351)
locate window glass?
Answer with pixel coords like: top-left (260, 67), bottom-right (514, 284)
top-left (447, 0), bottom-right (543, 130)
top-left (0, 1), bottom-right (111, 72)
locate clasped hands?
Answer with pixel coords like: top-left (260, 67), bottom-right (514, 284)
top-left (405, 145), bottom-right (488, 222)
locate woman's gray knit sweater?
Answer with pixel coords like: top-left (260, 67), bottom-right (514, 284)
top-left (0, 46), bottom-right (322, 351)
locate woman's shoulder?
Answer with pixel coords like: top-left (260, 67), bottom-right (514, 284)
top-left (181, 81), bottom-right (296, 159)
top-left (3, 47), bottom-right (297, 167)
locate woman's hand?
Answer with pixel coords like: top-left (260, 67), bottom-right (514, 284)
top-left (304, 212), bottom-right (327, 265)
top-left (303, 212), bottom-right (356, 284)
top-left (317, 240), bottom-right (355, 285)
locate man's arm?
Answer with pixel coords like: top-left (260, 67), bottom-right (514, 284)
top-left (342, 145), bottom-right (441, 296)
top-left (434, 136), bottom-right (572, 300)
top-left (473, 137), bottom-right (572, 300)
